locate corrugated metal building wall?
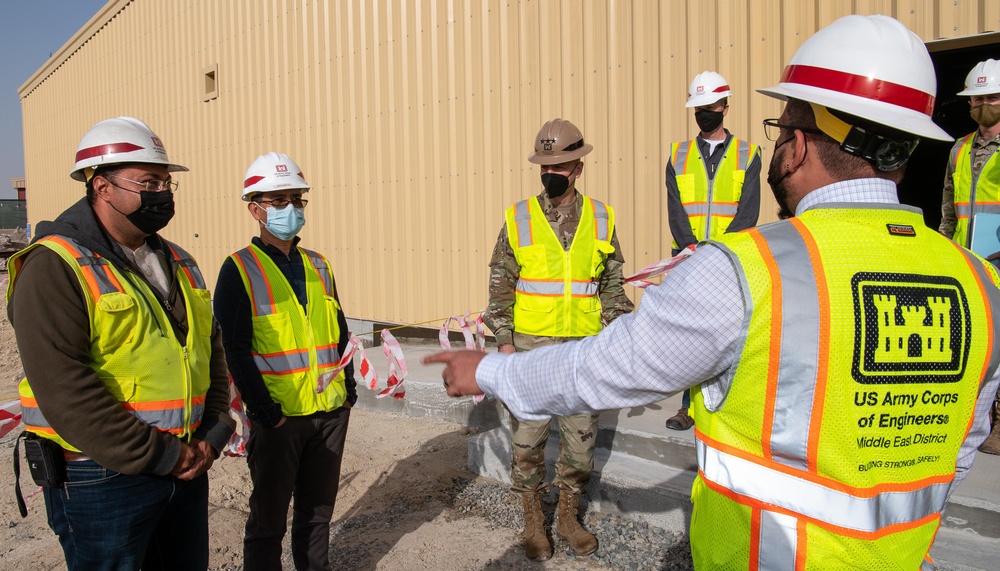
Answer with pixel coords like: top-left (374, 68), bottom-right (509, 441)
top-left (19, 0), bottom-right (1000, 327)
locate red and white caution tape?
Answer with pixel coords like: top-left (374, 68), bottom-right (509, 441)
top-left (376, 329), bottom-right (406, 399)
top-left (223, 379), bottom-right (250, 458)
top-left (0, 399), bottom-right (21, 440)
top-left (315, 335), bottom-right (357, 393)
top-left (357, 341), bottom-right (378, 392)
top-left (439, 311), bottom-right (486, 352)
top-left (624, 245), bottom-right (696, 288)
top-left (439, 312), bottom-right (487, 403)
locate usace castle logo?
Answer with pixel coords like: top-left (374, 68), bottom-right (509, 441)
top-left (852, 272), bottom-right (971, 384)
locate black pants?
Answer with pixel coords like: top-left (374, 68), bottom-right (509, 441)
top-left (244, 407), bottom-right (351, 571)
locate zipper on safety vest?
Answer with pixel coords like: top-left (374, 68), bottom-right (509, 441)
top-left (182, 345), bottom-right (192, 442)
top-left (301, 301), bottom-right (321, 393)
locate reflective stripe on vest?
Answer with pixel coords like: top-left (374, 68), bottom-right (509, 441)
top-left (697, 435), bottom-right (951, 534)
top-left (167, 242), bottom-right (207, 289)
top-left (253, 344), bottom-right (342, 376)
top-left (955, 202), bottom-right (1000, 217)
top-left (513, 200), bottom-right (533, 248)
top-left (21, 394), bottom-right (206, 437)
top-left (590, 198), bottom-right (610, 241)
top-left (231, 247), bottom-right (277, 316)
top-left (515, 279), bottom-right (599, 297)
top-left (42, 235), bottom-right (123, 299)
top-left (757, 221), bottom-right (821, 470)
top-left (303, 250), bottom-right (334, 296)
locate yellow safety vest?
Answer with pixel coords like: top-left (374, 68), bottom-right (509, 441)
top-left (229, 244), bottom-right (347, 415)
top-left (948, 133), bottom-right (1000, 248)
top-left (690, 206), bottom-right (1000, 570)
top-left (670, 137), bottom-right (759, 248)
top-left (10, 235), bottom-right (215, 451)
top-left (505, 196), bottom-right (615, 337)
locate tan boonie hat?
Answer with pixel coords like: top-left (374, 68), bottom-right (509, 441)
top-left (527, 118), bottom-right (594, 165)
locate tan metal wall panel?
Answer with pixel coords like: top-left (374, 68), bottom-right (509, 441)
top-left (18, 0), bottom-right (1000, 329)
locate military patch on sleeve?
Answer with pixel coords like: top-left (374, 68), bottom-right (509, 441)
top-left (852, 272), bottom-right (970, 384)
top-left (886, 224), bottom-right (916, 237)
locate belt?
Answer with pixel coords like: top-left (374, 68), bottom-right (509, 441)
top-left (63, 450), bottom-right (92, 462)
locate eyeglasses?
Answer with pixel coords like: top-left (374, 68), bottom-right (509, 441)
top-left (255, 197), bottom-right (308, 208)
top-left (762, 119), bottom-right (825, 142)
top-left (103, 173), bottom-right (178, 193)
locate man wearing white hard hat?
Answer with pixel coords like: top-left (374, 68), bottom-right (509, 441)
top-left (939, 60), bottom-right (1000, 455)
top-left (7, 117), bottom-right (235, 569)
top-left (214, 152), bottom-right (355, 570)
top-left (664, 71), bottom-right (762, 432)
top-left (426, 15), bottom-right (1000, 569)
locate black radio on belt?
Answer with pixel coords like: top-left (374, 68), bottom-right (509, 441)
top-left (13, 431), bottom-right (66, 517)
top-left (21, 432), bottom-right (66, 488)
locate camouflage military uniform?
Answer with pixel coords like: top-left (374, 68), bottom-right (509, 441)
top-left (484, 190), bottom-right (634, 494)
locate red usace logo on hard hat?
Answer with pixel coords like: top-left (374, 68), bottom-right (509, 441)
top-left (978, 76), bottom-right (988, 85)
top-left (276, 164), bottom-right (288, 172)
top-left (696, 86), bottom-right (705, 94)
top-left (151, 136), bottom-right (164, 149)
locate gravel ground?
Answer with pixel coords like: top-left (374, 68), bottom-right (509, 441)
top-left (452, 481), bottom-right (694, 571)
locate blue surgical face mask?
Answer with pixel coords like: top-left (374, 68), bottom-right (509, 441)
top-left (259, 203), bottom-right (305, 240)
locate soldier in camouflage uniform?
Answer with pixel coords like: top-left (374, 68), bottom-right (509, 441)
top-left (483, 118), bottom-right (634, 561)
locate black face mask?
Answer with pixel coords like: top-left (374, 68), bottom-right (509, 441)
top-left (766, 136), bottom-right (798, 219)
top-left (125, 190), bottom-right (175, 234)
top-left (695, 109), bottom-right (725, 133)
top-left (541, 172), bottom-right (571, 199)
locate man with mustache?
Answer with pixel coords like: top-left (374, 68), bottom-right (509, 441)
top-left (430, 16), bottom-right (1000, 570)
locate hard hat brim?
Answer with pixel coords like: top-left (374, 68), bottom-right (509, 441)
top-left (527, 143), bottom-right (593, 165)
top-left (70, 161), bottom-right (189, 182)
top-left (957, 86), bottom-right (1000, 96)
top-left (241, 186), bottom-right (311, 202)
top-left (685, 91), bottom-right (732, 108)
top-left (757, 83), bottom-right (953, 142)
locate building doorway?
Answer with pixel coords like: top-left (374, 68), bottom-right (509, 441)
top-left (897, 32), bottom-right (1000, 230)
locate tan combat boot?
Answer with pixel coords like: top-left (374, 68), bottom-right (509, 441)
top-left (555, 491), bottom-right (598, 555)
top-left (521, 492), bottom-right (552, 561)
top-left (979, 403), bottom-right (1000, 455)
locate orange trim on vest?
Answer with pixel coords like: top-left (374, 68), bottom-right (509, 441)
top-left (44, 235), bottom-right (125, 298)
top-left (749, 507), bottom-right (762, 571)
top-left (749, 228), bottom-right (782, 461)
top-left (795, 519), bottom-right (808, 570)
top-left (957, 243), bottom-right (997, 440)
top-left (121, 395), bottom-right (206, 412)
top-left (168, 244), bottom-right (197, 287)
top-left (790, 218), bottom-right (832, 474)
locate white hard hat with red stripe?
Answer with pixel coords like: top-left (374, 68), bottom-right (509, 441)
top-left (71, 117), bottom-right (188, 181)
top-left (957, 59), bottom-right (1000, 97)
top-left (757, 15), bottom-right (951, 141)
top-left (686, 71), bottom-right (732, 108)
top-left (242, 152), bottom-right (310, 201)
